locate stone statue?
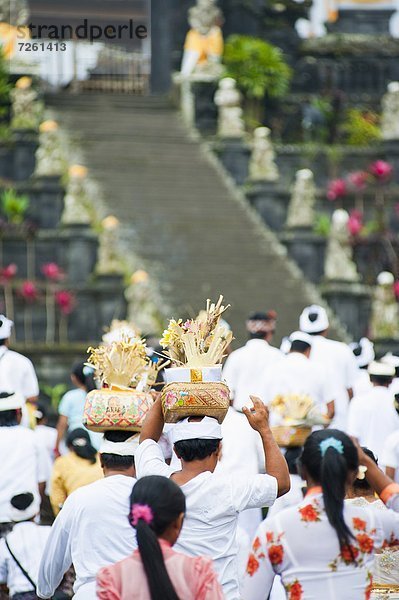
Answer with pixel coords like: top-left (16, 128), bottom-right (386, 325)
top-left (249, 127), bottom-right (279, 182)
top-left (125, 270), bottom-right (162, 334)
top-left (381, 82), bottom-right (399, 141)
top-left (324, 209), bottom-right (360, 282)
top-left (214, 78), bottom-right (245, 138)
top-left (61, 165), bottom-right (92, 225)
top-left (96, 216), bottom-right (125, 275)
top-left (11, 77), bottom-right (43, 130)
top-left (35, 120), bottom-right (66, 177)
top-left (286, 169), bottom-right (316, 229)
top-left (370, 271), bottom-right (399, 339)
top-left (181, 0), bottom-right (224, 77)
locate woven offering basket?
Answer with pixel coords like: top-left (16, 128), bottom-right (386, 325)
top-left (83, 388), bottom-right (154, 432)
top-left (161, 381), bottom-right (230, 424)
top-left (271, 425), bottom-right (312, 448)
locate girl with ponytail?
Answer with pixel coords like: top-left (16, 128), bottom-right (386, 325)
top-left (97, 475), bottom-right (224, 600)
top-left (243, 429), bottom-right (399, 600)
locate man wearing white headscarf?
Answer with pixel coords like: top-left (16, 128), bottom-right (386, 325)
top-left (223, 311), bottom-right (281, 411)
top-left (299, 305), bottom-right (358, 431)
top-left (349, 338), bottom-right (374, 396)
top-left (37, 432), bottom-right (138, 600)
top-left (136, 397), bottom-right (290, 600)
top-left (0, 315), bottom-right (39, 427)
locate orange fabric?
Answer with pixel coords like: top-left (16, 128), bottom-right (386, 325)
top-left (184, 28), bottom-right (223, 64)
top-left (380, 483), bottom-right (399, 505)
top-left (305, 486), bottom-right (323, 498)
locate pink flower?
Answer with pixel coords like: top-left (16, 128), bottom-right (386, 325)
top-left (41, 262), bottom-right (64, 281)
top-left (394, 281), bottom-right (399, 299)
top-left (347, 210), bottom-right (363, 236)
top-left (369, 160), bottom-right (393, 181)
top-left (129, 504), bottom-right (153, 527)
top-left (327, 179), bottom-right (347, 201)
top-left (0, 263), bottom-right (17, 281)
top-left (20, 281), bottom-right (38, 302)
top-left (348, 171), bottom-right (368, 190)
top-left (55, 290), bottom-right (76, 315)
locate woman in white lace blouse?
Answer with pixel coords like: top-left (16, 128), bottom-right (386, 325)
top-left (243, 430), bottom-right (399, 600)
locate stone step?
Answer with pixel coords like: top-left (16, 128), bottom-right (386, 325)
top-left (46, 92), bottom-right (344, 344)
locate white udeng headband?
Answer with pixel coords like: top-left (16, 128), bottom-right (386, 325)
top-left (171, 417), bottom-right (223, 444)
top-left (100, 434), bottom-right (140, 456)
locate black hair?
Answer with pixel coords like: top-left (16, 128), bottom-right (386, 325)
top-left (370, 374), bottom-right (393, 387)
top-left (352, 447), bottom-right (378, 494)
top-left (285, 447), bottom-right (302, 475)
top-left (174, 438), bottom-right (220, 462)
top-left (301, 429), bottom-right (359, 560)
top-left (11, 492), bottom-right (34, 511)
top-left (72, 361), bottom-right (96, 392)
top-left (66, 428), bottom-right (97, 464)
top-left (130, 475), bottom-right (185, 600)
top-left (35, 403), bottom-right (47, 422)
top-left (290, 340), bottom-right (311, 354)
top-left (100, 430), bottom-right (136, 471)
top-left (0, 338), bottom-right (6, 345)
top-left (247, 311), bottom-right (276, 339)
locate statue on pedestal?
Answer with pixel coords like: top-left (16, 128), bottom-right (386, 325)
top-left (286, 169), bottom-right (316, 229)
top-left (96, 216), bottom-right (125, 275)
top-left (214, 78), bottom-right (245, 138)
top-left (370, 271), bottom-right (399, 339)
top-left (181, 0), bottom-right (224, 77)
top-left (381, 82), bottom-right (399, 141)
top-left (61, 165), bottom-right (92, 226)
top-left (125, 270), bottom-right (162, 334)
top-left (249, 127), bottom-right (279, 182)
top-left (11, 77), bottom-right (43, 130)
top-left (324, 209), bottom-right (360, 282)
top-left (35, 120), bottom-right (66, 177)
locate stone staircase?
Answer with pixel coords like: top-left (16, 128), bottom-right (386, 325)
top-left (46, 92), bottom-right (342, 343)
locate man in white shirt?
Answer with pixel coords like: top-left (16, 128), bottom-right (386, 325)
top-left (0, 315), bottom-right (39, 427)
top-left (347, 361), bottom-right (399, 463)
top-left (299, 305), bottom-right (358, 431)
top-left (0, 493), bottom-right (50, 598)
top-left (0, 392), bottom-right (47, 536)
top-left (136, 396), bottom-right (290, 600)
top-left (223, 311), bottom-right (281, 411)
top-left (381, 429), bottom-right (399, 483)
top-left (259, 330), bottom-right (335, 421)
top-left (37, 431), bottom-right (138, 600)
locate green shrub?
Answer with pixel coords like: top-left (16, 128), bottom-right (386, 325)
top-left (1, 188), bottom-right (29, 224)
top-left (223, 35), bottom-right (292, 99)
top-left (342, 109), bottom-right (381, 146)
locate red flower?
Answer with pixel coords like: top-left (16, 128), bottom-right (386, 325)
top-left (268, 544), bottom-right (284, 565)
top-left (327, 178), bottom-right (347, 201)
top-left (253, 536), bottom-right (261, 552)
top-left (246, 553), bottom-right (259, 577)
top-left (348, 171), bottom-right (368, 190)
top-left (55, 290), bottom-right (76, 315)
top-left (287, 580), bottom-right (303, 600)
top-left (0, 263), bottom-right (17, 282)
top-left (369, 160), bottom-right (393, 181)
top-left (356, 533), bottom-right (374, 554)
top-left (365, 572), bottom-right (373, 600)
top-left (299, 504), bottom-right (320, 522)
top-left (266, 531), bottom-right (274, 543)
top-left (347, 210), bottom-right (363, 236)
top-left (41, 262), bottom-right (64, 281)
top-left (341, 544), bottom-right (359, 564)
top-left (20, 281), bottom-right (38, 302)
top-left (352, 518), bottom-right (367, 532)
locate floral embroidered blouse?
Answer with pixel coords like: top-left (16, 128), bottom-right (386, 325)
top-left (243, 490), bottom-right (399, 600)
